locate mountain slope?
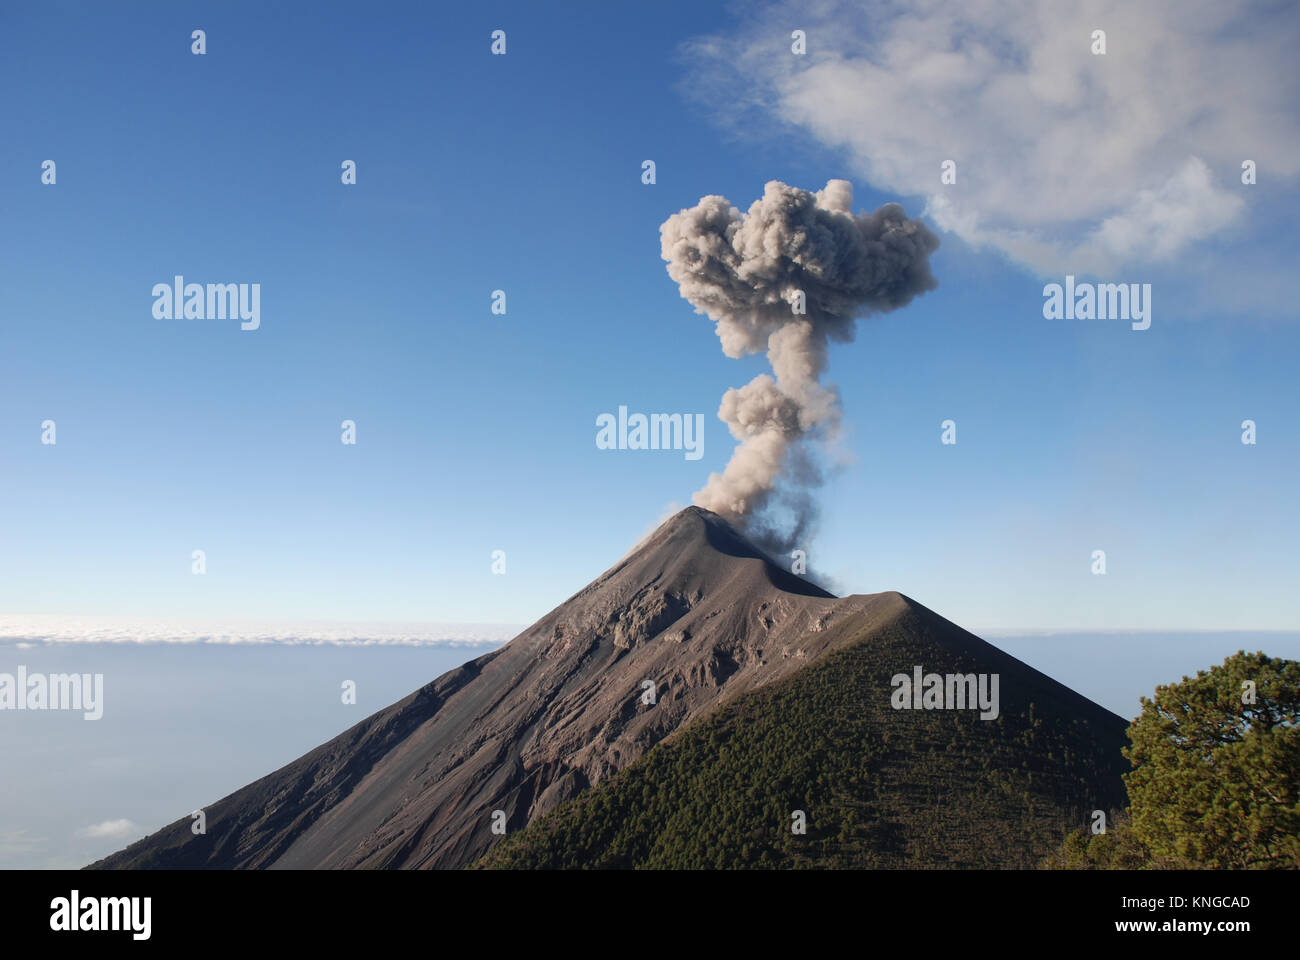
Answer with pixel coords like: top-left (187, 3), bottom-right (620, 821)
top-left (89, 507), bottom-right (905, 869)
top-left (477, 593), bottom-right (1130, 869)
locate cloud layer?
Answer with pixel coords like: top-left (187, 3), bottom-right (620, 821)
top-left (0, 615), bottom-right (519, 647)
top-left (78, 819), bottom-right (140, 840)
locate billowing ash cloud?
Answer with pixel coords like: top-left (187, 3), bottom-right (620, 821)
top-left (660, 179), bottom-right (939, 552)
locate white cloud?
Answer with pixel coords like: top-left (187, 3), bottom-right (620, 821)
top-left (78, 819), bottom-right (140, 840)
top-left (683, 0), bottom-right (1299, 275)
top-left (1088, 157), bottom-right (1242, 261)
top-left (0, 829), bottom-right (46, 854)
top-left (0, 615), bottom-right (520, 647)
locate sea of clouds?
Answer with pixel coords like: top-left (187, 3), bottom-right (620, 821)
top-left (0, 615), bottom-right (521, 648)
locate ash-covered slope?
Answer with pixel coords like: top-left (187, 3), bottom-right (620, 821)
top-left (90, 507), bottom-right (906, 870)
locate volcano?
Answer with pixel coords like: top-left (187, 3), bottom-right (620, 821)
top-left (90, 507), bottom-right (1128, 870)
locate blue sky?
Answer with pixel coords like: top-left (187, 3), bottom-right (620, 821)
top-left (2, 0), bottom-right (1297, 632)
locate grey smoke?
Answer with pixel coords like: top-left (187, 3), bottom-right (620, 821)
top-left (660, 179), bottom-right (939, 552)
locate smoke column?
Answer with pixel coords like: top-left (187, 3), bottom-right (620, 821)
top-left (660, 179), bottom-right (939, 552)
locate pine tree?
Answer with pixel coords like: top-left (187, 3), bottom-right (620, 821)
top-left (1124, 650), bottom-right (1300, 869)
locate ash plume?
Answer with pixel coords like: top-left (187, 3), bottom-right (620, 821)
top-left (660, 179), bottom-right (939, 553)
